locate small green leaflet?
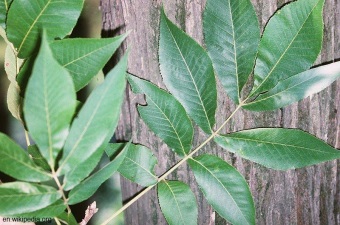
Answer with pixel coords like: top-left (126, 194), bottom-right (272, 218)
top-left (57, 54), bottom-right (127, 176)
top-left (215, 128), bottom-right (340, 170)
top-left (243, 62), bottom-right (340, 111)
top-left (24, 32), bottom-right (76, 167)
top-left (6, 0), bottom-right (84, 58)
top-left (0, 182), bottom-right (61, 216)
top-left (63, 145), bottom-right (104, 191)
top-left (158, 180), bottom-right (198, 225)
top-left (159, 8), bottom-right (217, 134)
top-left (0, 133), bottom-right (51, 182)
top-left (68, 147), bottom-right (127, 205)
top-left (50, 34), bottom-right (127, 91)
top-left (188, 154), bottom-right (255, 225)
top-left (250, 0), bottom-right (324, 96)
top-left (204, 0), bottom-right (260, 103)
top-left (128, 74), bottom-right (193, 157)
top-left (118, 144), bottom-right (158, 187)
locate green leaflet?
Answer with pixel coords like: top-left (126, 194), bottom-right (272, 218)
top-left (17, 199), bottom-right (65, 219)
top-left (159, 8), bottom-right (217, 134)
top-left (188, 154), bottom-right (255, 225)
top-left (57, 212), bottom-right (78, 225)
top-left (0, 0), bottom-right (13, 29)
top-left (50, 34), bottom-right (127, 91)
top-left (158, 180), bottom-right (198, 225)
top-left (118, 144), bottom-right (158, 187)
top-left (243, 62), bottom-right (340, 111)
top-left (215, 128), bottom-right (340, 170)
top-left (6, 0), bottom-right (84, 58)
top-left (204, 0), bottom-right (260, 103)
top-left (68, 146), bottom-right (127, 205)
top-left (128, 74), bottom-right (193, 157)
top-left (0, 133), bottom-right (51, 182)
top-left (0, 182), bottom-right (61, 216)
top-left (250, 0), bottom-right (324, 97)
top-left (63, 145), bottom-right (104, 191)
top-left (57, 54), bottom-right (127, 176)
top-left (23, 33), bottom-right (76, 167)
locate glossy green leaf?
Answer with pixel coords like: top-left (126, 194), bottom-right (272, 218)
top-left (158, 180), bottom-right (198, 225)
top-left (188, 154), bottom-right (255, 225)
top-left (24, 33), bottom-right (76, 167)
top-left (250, 0), bottom-right (324, 96)
top-left (0, 182), bottom-right (61, 216)
top-left (57, 212), bottom-right (78, 225)
top-left (0, 133), bottom-right (51, 182)
top-left (57, 54), bottom-right (127, 176)
top-left (243, 62), bottom-right (340, 111)
top-left (17, 199), bottom-right (65, 218)
top-left (0, 0), bottom-right (13, 29)
top-left (50, 34), bottom-right (126, 91)
top-left (215, 128), bottom-right (340, 170)
top-left (159, 8), bottom-right (217, 134)
top-left (68, 147), bottom-right (127, 205)
top-left (6, 0), bottom-right (84, 58)
top-left (204, 0), bottom-right (260, 103)
top-left (63, 145), bottom-right (104, 191)
top-left (118, 144), bottom-right (158, 186)
top-left (27, 145), bottom-right (50, 171)
top-left (128, 75), bottom-right (193, 157)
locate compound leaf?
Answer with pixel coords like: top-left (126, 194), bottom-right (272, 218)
top-left (159, 8), bottom-right (217, 134)
top-left (251, 0), bottom-right (324, 96)
top-left (215, 128), bottom-right (340, 170)
top-left (24, 33), bottom-right (76, 167)
top-left (204, 0), bottom-right (260, 103)
top-left (189, 154), bottom-right (255, 225)
top-left (128, 75), bottom-right (193, 157)
top-left (7, 0), bottom-right (84, 58)
top-left (158, 180), bottom-right (198, 225)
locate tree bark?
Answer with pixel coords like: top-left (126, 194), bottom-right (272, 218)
top-left (100, 0), bottom-right (340, 224)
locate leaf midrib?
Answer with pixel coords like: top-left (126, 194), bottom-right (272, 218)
top-left (164, 17), bottom-right (212, 133)
top-left (62, 41), bottom-right (115, 67)
top-left (18, 0), bottom-right (52, 54)
top-left (163, 181), bottom-right (186, 225)
top-left (251, 0), bottom-right (320, 96)
top-left (124, 155), bottom-right (157, 180)
top-left (226, 135), bottom-right (338, 155)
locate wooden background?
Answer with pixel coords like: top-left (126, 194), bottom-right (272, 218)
top-left (100, 0), bottom-right (340, 224)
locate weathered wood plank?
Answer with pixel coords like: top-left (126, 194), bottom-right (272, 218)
top-left (100, 0), bottom-right (340, 224)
